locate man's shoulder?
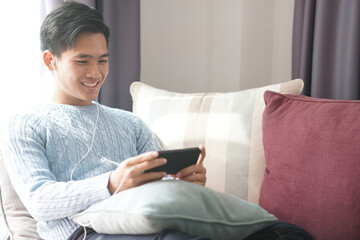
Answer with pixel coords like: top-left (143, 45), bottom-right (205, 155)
top-left (10, 104), bottom-right (54, 127)
top-left (99, 104), bottom-right (138, 120)
top-left (98, 104), bottom-right (147, 129)
top-left (13, 103), bottom-right (52, 116)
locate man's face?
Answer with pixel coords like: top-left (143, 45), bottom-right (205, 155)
top-left (53, 32), bottom-right (109, 106)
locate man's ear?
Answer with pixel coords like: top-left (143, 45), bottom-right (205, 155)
top-left (43, 50), bottom-right (56, 71)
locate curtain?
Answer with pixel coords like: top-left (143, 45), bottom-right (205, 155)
top-left (44, 0), bottom-right (95, 13)
top-left (43, 0), bottom-right (140, 111)
top-left (97, 0), bottom-right (140, 111)
top-left (292, 0), bottom-right (360, 100)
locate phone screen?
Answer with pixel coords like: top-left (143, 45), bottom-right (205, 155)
top-left (145, 147), bottom-right (201, 174)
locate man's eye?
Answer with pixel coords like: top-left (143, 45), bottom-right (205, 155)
top-left (99, 59), bottom-right (108, 64)
top-left (76, 60), bottom-right (87, 64)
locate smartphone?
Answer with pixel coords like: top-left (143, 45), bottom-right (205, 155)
top-left (145, 147), bottom-right (201, 174)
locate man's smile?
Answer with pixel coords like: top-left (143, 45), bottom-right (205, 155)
top-left (81, 80), bottom-right (101, 88)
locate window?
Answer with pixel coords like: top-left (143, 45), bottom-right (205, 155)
top-left (0, 2), bottom-right (51, 136)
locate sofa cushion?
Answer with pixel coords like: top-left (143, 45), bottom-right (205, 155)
top-left (0, 151), bottom-right (40, 239)
top-left (70, 180), bottom-right (278, 239)
top-left (259, 91), bottom-right (360, 240)
top-left (130, 79), bottom-right (303, 203)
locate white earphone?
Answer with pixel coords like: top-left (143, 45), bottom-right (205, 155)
top-left (51, 60), bottom-right (56, 71)
top-left (50, 57), bottom-right (100, 182)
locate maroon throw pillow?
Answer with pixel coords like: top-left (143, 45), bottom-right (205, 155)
top-left (259, 91), bottom-right (360, 240)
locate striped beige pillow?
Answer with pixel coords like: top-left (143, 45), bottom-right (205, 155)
top-left (130, 79), bottom-right (303, 203)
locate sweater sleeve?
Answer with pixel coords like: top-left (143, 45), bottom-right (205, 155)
top-left (133, 115), bottom-right (163, 154)
top-left (2, 114), bottom-right (111, 221)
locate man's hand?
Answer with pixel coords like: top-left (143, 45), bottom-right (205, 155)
top-left (174, 145), bottom-right (207, 186)
top-left (109, 146), bottom-right (207, 195)
top-left (108, 151), bottom-right (167, 194)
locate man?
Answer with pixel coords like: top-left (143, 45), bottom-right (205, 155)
top-left (2, 2), bottom-right (206, 239)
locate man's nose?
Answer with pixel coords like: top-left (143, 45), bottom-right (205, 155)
top-left (86, 62), bottom-right (101, 79)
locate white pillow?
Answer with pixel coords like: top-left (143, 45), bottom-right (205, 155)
top-left (0, 214), bottom-right (10, 240)
top-left (0, 151), bottom-right (40, 239)
top-left (130, 79), bottom-right (304, 203)
top-left (70, 180), bottom-right (277, 239)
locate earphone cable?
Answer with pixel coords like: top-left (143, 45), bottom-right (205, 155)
top-left (51, 61), bottom-right (100, 181)
top-left (69, 101), bottom-right (100, 181)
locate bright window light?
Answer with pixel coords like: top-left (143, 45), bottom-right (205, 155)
top-left (0, 2), bottom-right (52, 137)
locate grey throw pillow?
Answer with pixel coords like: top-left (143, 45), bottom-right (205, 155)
top-left (70, 180), bottom-right (278, 239)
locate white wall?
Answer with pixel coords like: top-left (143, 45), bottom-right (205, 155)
top-left (140, 0), bottom-right (295, 93)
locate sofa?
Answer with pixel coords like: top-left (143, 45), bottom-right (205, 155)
top-left (1, 78), bottom-right (359, 239)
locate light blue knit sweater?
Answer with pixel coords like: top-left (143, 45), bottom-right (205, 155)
top-left (1, 102), bottom-right (162, 240)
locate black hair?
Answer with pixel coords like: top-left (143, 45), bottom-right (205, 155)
top-left (40, 2), bottom-right (110, 57)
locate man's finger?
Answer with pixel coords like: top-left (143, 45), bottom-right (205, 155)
top-left (176, 164), bottom-right (206, 179)
top-left (126, 151), bottom-right (159, 165)
top-left (197, 145), bottom-right (206, 165)
top-left (182, 173), bottom-right (207, 184)
top-left (136, 158), bottom-right (167, 174)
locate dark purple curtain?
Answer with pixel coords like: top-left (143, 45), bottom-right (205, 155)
top-left (42, 0), bottom-right (140, 111)
top-left (292, 0), bottom-right (360, 100)
top-left (45, 0), bottom-right (95, 12)
top-left (97, 0), bottom-right (140, 111)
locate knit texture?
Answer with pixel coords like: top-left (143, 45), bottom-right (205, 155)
top-left (1, 102), bottom-right (162, 240)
